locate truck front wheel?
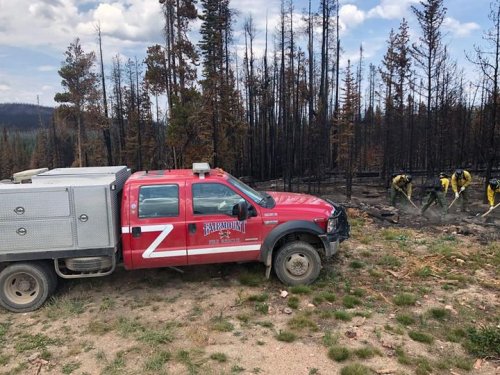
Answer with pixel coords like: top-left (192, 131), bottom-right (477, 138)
top-left (0, 263), bottom-right (55, 313)
top-left (274, 241), bottom-right (321, 285)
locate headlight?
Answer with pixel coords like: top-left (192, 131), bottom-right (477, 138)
top-left (327, 218), bottom-right (336, 233)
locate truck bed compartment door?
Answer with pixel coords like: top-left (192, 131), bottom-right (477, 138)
top-left (73, 187), bottom-right (111, 248)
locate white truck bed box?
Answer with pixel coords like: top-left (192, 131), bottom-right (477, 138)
top-left (0, 166), bottom-right (130, 260)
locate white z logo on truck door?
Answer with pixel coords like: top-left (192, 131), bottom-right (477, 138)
top-left (138, 224), bottom-right (185, 259)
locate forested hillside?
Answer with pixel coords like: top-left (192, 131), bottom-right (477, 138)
top-left (0, 0), bottom-right (498, 190)
top-left (0, 103), bottom-right (53, 130)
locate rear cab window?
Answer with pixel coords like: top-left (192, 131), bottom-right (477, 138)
top-left (138, 185), bottom-right (179, 218)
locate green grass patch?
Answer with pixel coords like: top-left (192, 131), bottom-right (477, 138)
top-left (144, 350), bottom-right (171, 371)
top-left (395, 346), bottom-right (411, 365)
top-left (385, 324), bottom-right (404, 335)
top-left (340, 363), bottom-right (372, 375)
top-left (353, 346), bottom-right (380, 359)
top-left (378, 255), bottom-right (402, 268)
top-left (427, 307), bottom-right (449, 321)
top-left (465, 326), bottom-right (500, 357)
top-left (312, 295), bottom-right (325, 305)
top-left (445, 327), bottom-right (467, 343)
top-left (45, 296), bottom-right (88, 318)
top-left (430, 241), bottom-right (457, 258)
top-left (62, 361), bottom-right (81, 374)
top-left (255, 320), bottom-right (274, 328)
top-left (318, 291), bottom-right (336, 302)
top-left (247, 293), bottom-right (268, 302)
top-left (254, 302), bottom-right (269, 314)
top-left (238, 272), bottom-right (264, 287)
top-left (231, 365), bottom-right (245, 373)
top-left (342, 295), bottom-right (361, 308)
top-left (351, 288), bottom-right (365, 297)
top-left (275, 330), bottom-right (297, 342)
top-left (116, 316), bottom-right (145, 337)
top-left (409, 330), bottom-right (434, 344)
top-left (322, 331), bottom-right (339, 347)
top-left (290, 285), bottom-right (312, 294)
top-left (236, 314), bottom-right (250, 324)
top-left (334, 310), bottom-right (352, 321)
top-left (210, 315), bottom-right (234, 332)
top-left (175, 349), bottom-right (205, 374)
top-left (396, 313), bottom-right (415, 326)
top-left (102, 351), bottom-right (126, 375)
top-left (0, 354), bottom-right (10, 366)
top-left (328, 346), bottom-right (350, 362)
top-left (368, 268), bottom-right (384, 279)
top-left (349, 260), bottom-right (365, 269)
top-left (287, 296), bottom-right (300, 309)
top-left (15, 333), bottom-right (60, 353)
top-left (414, 357), bottom-right (433, 375)
top-left (139, 325), bottom-right (175, 345)
top-left (381, 228), bottom-right (404, 241)
top-left (87, 320), bottom-right (113, 335)
top-left (288, 314), bottom-right (318, 331)
top-left (209, 352), bottom-right (228, 362)
top-left (414, 266), bottom-right (433, 277)
top-left (0, 322), bottom-right (10, 343)
top-left (99, 297), bottom-right (116, 312)
top-left (393, 293), bottom-right (417, 306)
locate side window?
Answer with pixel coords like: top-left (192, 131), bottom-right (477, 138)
top-left (192, 183), bottom-right (244, 215)
top-left (139, 185), bottom-right (179, 218)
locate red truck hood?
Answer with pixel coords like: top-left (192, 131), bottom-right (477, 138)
top-left (266, 191), bottom-right (334, 218)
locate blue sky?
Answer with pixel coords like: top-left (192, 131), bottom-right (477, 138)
top-left (0, 0), bottom-right (491, 107)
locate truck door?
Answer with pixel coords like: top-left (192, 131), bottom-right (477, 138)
top-left (186, 181), bottom-right (262, 265)
top-left (126, 182), bottom-right (187, 268)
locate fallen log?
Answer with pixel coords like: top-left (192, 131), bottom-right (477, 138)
top-left (343, 202), bottom-right (399, 224)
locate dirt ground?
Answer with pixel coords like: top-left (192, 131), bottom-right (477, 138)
top-left (0, 181), bottom-right (498, 375)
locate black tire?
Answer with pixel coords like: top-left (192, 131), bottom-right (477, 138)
top-left (37, 261), bottom-right (58, 296)
top-left (0, 263), bottom-right (53, 313)
top-left (274, 241), bottom-right (321, 285)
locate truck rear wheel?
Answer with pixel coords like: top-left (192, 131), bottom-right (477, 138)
top-left (0, 262), bottom-right (55, 313)
top-left (274, 241), bottom-right (321, 285)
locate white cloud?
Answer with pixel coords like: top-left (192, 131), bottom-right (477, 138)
top-left (0, 0), bottom-right (164, 54)
top-left (0, 84), bottom-right (10, 92)
top-left (367, 0), bottom-right (419, 20)
top-left (339, 4), bottom-right (366, 31)
top-left (443, 17), bottom-right (480, 37)
top-left (37, 65), bottom-right (57, 72)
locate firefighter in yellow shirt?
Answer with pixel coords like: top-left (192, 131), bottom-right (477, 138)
top-left (439, 172), bottom-right (450, 195)
top-left (451, 169), bottom-right (472, 212)
top-left (487, 178), bottom-right (500, 209)
top-left (390, 174), bottom-right (412, 207)
top-left (421, 172), bottom-right (450, 217)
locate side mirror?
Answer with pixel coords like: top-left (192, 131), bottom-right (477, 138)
top-left (232, 201), bottom-right (248, 221)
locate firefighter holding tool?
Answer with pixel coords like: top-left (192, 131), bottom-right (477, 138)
top-left (450, 169), bottom-right (472, 212)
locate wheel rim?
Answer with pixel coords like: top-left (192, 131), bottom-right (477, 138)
top-left (285, 253), bottom-right (311, 277)
top-left (3, 272), bottom-right (40, 305)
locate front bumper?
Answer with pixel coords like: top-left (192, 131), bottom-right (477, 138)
top-left (319, 235), bottom-right (340, 258)
top-left (324, 200), bottom-right (350, 256)
top-left (327, 199), bottom-right (351, 243)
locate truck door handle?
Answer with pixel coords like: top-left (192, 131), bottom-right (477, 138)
top-left (188, 223), bottom-right (196, 234)
top-left (132, 227), bottom-right (141, 238)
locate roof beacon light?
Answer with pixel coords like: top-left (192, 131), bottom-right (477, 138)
top-left (192, 163), bottom-right (211, 179)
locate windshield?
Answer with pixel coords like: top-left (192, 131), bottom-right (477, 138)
top-left (227, 174), bottom-right (265, 205)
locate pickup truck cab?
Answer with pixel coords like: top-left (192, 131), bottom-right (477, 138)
top-left (121, 163), bottom-right (349, 284)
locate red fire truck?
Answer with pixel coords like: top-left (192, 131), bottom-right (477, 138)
top-left (0, 164), bottom-right (349, 312)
